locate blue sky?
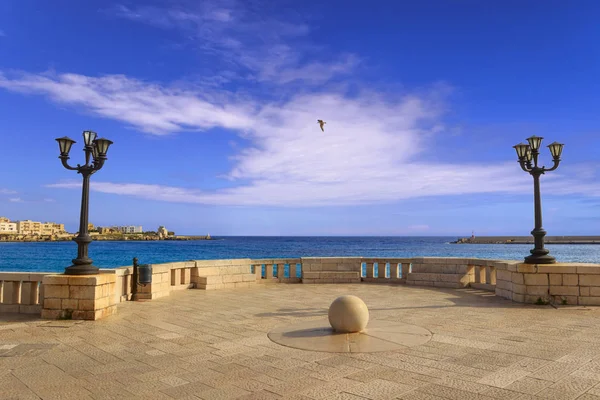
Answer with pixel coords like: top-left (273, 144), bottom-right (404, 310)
top-left (0, 0), bottom-right (599, 236)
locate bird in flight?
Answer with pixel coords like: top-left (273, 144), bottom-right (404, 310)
top-left (317, 119), bottom-right (326, 132)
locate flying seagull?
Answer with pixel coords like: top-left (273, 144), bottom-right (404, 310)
top-left (317, 119), bottom-right (326, 132)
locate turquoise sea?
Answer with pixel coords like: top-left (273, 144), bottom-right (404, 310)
top-left (1, 236), bottom-right (600, 273)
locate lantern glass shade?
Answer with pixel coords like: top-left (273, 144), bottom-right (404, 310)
top-left (92, 142), bottom-right (99, 160)
top-left (513, 143), bottom-right (530, 159)
top-left (526, 148), bottom-right (532, 162)
top-left (83, 130), bottom-right (97, 147)
top-left (548, 141), bottom-right (564, 159)
top-left (94, 138), bottom-right (113, 156)
top-left (55, 137), bottom-right (76, 155)
top-left (526, 135), bottom-right (543, 151)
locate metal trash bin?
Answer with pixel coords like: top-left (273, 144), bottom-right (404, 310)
top-left (138, 264), bottom-right (152, 286)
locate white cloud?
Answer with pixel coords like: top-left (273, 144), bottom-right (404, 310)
top-left (2, 69), bottom-right (593, 207)
top-left (2, 3), bottom-right (596, 208)
top-left (8, 197), bottom-right (23, 203)
top-left (0, 72), bottom-right (255, 134)
top-left (0, 188), bottom-right (17, 194)
top-left (108, 2), bottom-right (356, 85)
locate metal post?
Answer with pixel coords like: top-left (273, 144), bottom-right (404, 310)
top-left (131, 257), bottom-right (139, 301)
top-left (68, 172), bottom-right (97, 274)
top-left (56, 132), bottom-right (113, 275)
top-left (525, 171), bottom-right (554, 264)
top-left (513, 137), bottom-right (563, 265)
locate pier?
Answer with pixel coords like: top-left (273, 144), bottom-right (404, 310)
top-left (451, 235), bottom-right (600, 244)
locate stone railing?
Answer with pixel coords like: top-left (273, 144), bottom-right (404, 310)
top-left (494, 262), bottom-right (600, 306)
top-left (251, 258), bottom-right (302, 283)
top-left (5, 257), bottom-right (600, 320)
top-left (0, 272), bottom-right (47, 314)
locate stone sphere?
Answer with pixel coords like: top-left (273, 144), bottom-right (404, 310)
top-left (328, 295), bottom-right (369, 333)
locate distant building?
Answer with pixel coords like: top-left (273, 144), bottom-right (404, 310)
top-left (97, 227), bottom-right (115, 234)
top-left (88, 223), bottom-right (95, 231)
top-left (157, 226), bottom-right (169, 239)
top-left (44, 222), bottom-right (65, 235)
top-left (14, 220), bottom-right (64, 235)
top-left (120, 225), bottom-right (143, 234)
top-left (0, 221), bottom-right (17, 233)
top-left (16, 220), bottom-right (42, 235)
top-left (96, 225), bottom-right (143, 234)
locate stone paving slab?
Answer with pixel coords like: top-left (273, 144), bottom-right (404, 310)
top-left (4, 284), bottom-right (600, 399)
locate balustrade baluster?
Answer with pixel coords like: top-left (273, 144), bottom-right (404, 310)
top-left (401, 263), bottom-right (411, 279)
top-left (365, 262), bottom-right (375, 278)
top-left (266, 264), bottom-right (274, 279)
top-left (390, 263), bottom-right (400, 279)
top-left (377, 262), bottom-right (387, 279)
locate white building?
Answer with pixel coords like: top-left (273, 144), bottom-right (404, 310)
top-left (0, 222), bottom-right (17, 233)
top-left (120, 226), bottom-right (143, 234)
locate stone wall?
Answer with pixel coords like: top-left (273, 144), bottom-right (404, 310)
top-left (495, 263), bottom-right (600, 306)
top-left (301, 257), bottom-right (362, 284)
top-left (7, 257), bottom-right (600, 321)
top-left (41, 274), bottom-right (117, 320)
top-left (192, 259), bottom-right (256, 290)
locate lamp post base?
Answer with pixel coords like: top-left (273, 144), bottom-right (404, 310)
top-left (524, 254), bottom-right (556, 264)
top-left (64, 265), bottom-right (100, 275)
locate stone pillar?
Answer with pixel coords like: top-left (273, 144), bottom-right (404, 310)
top-left (390, 263), bottom-right (400, 279)
top-left (377, 262), bottom-right (387, 279)
top-left (289, 263), bottom-right (297, 279)
top-left (365, 263), bottom-right (375, 278)
top-left (401, 263), bottom-right (411, 279)
top-left (266, 264), bottom-right (274, 279)
top-left (41, 274), bottom-right (117, 320)
top-left (485, 266), bottom-right (493, 284)
top-left (253, 264), bottom-right (262, 280)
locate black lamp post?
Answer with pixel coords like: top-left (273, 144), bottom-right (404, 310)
top-left (55, 131), bottom-right (113, 275)
top-left (513, 136), bottom-right (564, 264)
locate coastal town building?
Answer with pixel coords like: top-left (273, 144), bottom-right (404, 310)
top-left (96, 225), bottom-right (143, 234)
top-left (0, 218), bottom-right (66, 235)
top-left (0, 221), bottom-right (17, 233)
top-left (120, 225), bottom-right (143, 234)
top-left (157, 226), bottom-right (169, 239)
top-left (16, 220), bottom-right (42, 235)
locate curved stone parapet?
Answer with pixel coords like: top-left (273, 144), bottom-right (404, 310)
top-left (5, 257), bottom-right (600, 320)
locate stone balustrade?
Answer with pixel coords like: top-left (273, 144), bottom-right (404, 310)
top-left (0, 272), bottom-right (47, 314)
top-left (4, 257), bottom-right (600, 320)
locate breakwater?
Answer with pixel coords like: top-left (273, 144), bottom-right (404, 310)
top-left (452, 235), bottom-right (600, 244)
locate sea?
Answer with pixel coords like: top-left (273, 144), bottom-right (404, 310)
top-left (1, 236), bottom-right (600, 273)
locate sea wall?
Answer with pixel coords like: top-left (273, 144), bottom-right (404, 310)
top-left (1, 257), bottom-right (599, 320)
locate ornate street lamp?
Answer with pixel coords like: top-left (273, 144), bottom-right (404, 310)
top-left (513, 136), bottom-right (564, 264)
top-left (55, 131), bottom-right (113, 275)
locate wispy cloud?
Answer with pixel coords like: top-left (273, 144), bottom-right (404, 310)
top-left (2, 68), bottom-right (594, 207)
top-left (0, 188), bottom-right (17, 194)
top-left (108, 2), bottom-right (356, 85)
top-left (0, 72), bottom-right (255, 134)
top-left (8, 197), bottom-right (23, 203)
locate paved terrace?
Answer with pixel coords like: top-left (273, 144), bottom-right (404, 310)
top-left (3, 284), bottom-right (600, 400)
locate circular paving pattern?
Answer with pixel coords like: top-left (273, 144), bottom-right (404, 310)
top-left (268, 319), bottom-right (432, 353)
